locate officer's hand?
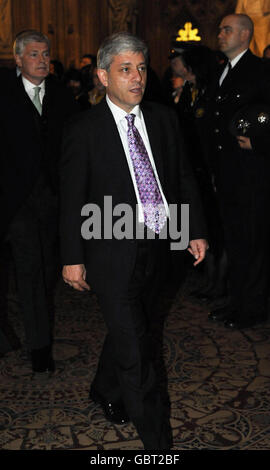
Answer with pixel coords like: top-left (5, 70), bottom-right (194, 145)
top-left (237, 135), bottom-right (252, 150)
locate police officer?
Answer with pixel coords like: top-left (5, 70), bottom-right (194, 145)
top-left (208, 13), bottom-right (270, 328)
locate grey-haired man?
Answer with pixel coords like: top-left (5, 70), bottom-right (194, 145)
top-left (60, 32), bottom-right (207, 449)
top-left (0, 30), bottom-right (77, 376)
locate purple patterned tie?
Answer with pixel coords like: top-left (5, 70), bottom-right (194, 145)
top-left (125, 113), bottom-right (167, 234)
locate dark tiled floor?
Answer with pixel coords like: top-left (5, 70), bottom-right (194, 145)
top-left (1, 266), bottom-right (270, 451)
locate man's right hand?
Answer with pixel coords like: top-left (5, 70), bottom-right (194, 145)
top-left (62, 264), bottom-right (90, 291)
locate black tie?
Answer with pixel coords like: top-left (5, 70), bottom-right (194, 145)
top-left (221, 61), bottom-right (232, 86)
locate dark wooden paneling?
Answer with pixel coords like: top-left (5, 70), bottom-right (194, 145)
top-left (137, 0), bottom-right (237, 79)
top-left (40, 0), bottom-right (61, 62)
top-left (12, 0), bottom-right (42, 35)
top-left (0, 0), bottom-right (237, 73)
top-left (79, 0), bottom-right (108, 60)
top-left (137, 0), bottom-right (172, 79)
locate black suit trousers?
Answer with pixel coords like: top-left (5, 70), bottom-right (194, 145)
top-left (90, 238), bottom-right (171, 449)
top-left (7, 176), bottom-right (58, 350)
top-left (218, 187), bottom-right (270, 321)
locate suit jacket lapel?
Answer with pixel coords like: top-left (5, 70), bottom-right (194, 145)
top-left (96, 99), bottom-right (166, 204)
top-left (16, 76), bottom-right (42, 134)
top-left (99, 99), bottom-right (138, 204)
top-left (219, 49), bottom-right (251, 91)
top-left (42, 76), bottom-right (55, 117)
top-left (101, 99), bottom-right (130, 171)
top-left (99, 100), bottom-right (165, 185)
top-left (141, 101), bottom-right (165, 187)
top-left (16, 75), bottom-right (35, 109)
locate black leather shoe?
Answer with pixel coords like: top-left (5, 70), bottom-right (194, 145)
top-left (31, 346), bottom-right (55, 374)
top-left (208, 306), bottom-right (232, 322)
top-left (89, 389), bottom-right (130, 425)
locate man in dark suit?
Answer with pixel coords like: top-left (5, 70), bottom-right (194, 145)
top-left (60, 32), bottom-right (208, 450)
top-left (207, 14), bottom-right (270, 329)
top-left (0, 31), bottom-right (77, 375)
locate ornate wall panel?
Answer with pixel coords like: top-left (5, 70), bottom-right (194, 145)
top-left (79, 0), bottom-right (108, 61)
top-left (1, 0), bottom-right (111, 68)
top-left (166, 0), bottom-right (238, 48)
top-left (1, 0), bottom-right (43, 66)
top-left (1, 0), bottom-right (267, 77)
top-left (0, 0), bottom-right (12, 59)
top-left (108, 0), bottom-right (138, 34)
top-left (137, 0), bottom-right (237, 80)
top-left (39, 0), bottom-right (62, 66)
top-left (12, 0), bottom-right (42, 35)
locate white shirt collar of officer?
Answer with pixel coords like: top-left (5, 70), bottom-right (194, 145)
top-left (229, 49), bottom-right (248, 69)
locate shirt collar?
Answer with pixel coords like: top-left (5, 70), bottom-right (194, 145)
top-left (230, 49), bottom-right (248, 68)
top-left (22, 75), bottom-right (46, 92)
top-left (106, 94), bottom-right (142, 125)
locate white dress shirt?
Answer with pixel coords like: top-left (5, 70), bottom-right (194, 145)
top-left (219, 49), bottom-right (248, 86)
top-left (21, 76), bottom-right (46, 105)
top-left (106, 95), bottom-right (169, 223)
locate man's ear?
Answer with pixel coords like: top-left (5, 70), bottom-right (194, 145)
top-left (241, 28), bottom-right (250, 44)
top-left (14, 54), bottom-right (22, 68)
top-left (97, 68), bottom-right (108, 87)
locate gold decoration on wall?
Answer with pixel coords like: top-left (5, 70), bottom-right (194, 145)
top-left (176, 22), bottom-right (201, 42)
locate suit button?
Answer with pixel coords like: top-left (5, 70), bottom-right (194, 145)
top-left (216, 95), bottom-right (222, 101)
top-left (217, 145), bottom-right (222, 150)
top-left (215, 111), bottom-right (220, 116)
top-left (214, 128), bottom-right (220, 133)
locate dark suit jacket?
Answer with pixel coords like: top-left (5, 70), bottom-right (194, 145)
top-left (0, 69), bottom-right (78, 238)
top-left (59, 98), bottom-right (207, 294)
top-left (208, 49), bottom-right (270, 200)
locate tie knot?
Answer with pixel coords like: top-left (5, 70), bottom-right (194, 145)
top-left (33, 86), bottom-right (41, 96)
top-left (125, 113), bottom-right (135, 127)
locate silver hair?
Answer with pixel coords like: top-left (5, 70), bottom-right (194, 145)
top-left (97, 32), bottom-right (148, 71)
top-left (13, 30), bottom-right (51, 56)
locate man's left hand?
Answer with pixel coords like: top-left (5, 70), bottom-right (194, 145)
top-left (188, 239), bottom-right (208, 266)
top-left (237, 135), bottom-right (252, 150)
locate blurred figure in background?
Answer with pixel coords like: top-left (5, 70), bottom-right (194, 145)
top-left (50, 59), bottom-right (64, 81)
top-left (63, 67), bottom-right (82, 96)
top-left (169, 45), bottom-right (227, 303)
top-left (263, 44), bottom-right (270, 59)
top-left (63, 67), bottom-right (90, 110)
top-left (88, 66), bottom-right (105, 105)
top-left (171, 75), bottom-right (184, 104)
top-left (79, 53), bottom-right (96, 69)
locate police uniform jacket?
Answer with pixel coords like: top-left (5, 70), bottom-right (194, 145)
top-left (209, 49), bottom-right (270, 201)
